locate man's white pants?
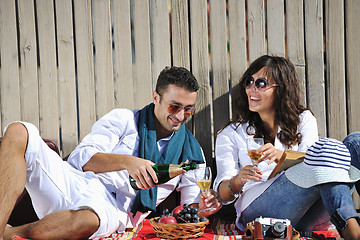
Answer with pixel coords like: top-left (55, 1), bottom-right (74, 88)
top-left (5, 122), bottom-right (123, 239)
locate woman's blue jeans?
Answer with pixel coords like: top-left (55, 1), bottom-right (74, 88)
top-left (239, 132), bottom-right (360, 232)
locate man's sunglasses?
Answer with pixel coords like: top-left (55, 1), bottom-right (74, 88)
top-left (158, 93), bottom-right (196, 117)
top-left (244, 76), bottom-right (278, 91)
top-left (167, 104), bottom-right (196, 117)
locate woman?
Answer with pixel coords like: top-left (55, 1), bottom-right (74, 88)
top-left (214, 55), bottom-right (360, 239)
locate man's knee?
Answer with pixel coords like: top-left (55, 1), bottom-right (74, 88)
top-left (2, 122), bottom-right (28, 149)
top-left (70, 209), bottom-right (100, 238)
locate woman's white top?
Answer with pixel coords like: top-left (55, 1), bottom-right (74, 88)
top-left (213, 110), bottom-right (318, 223)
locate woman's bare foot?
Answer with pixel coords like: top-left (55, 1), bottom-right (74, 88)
top-left (342, 218), bottom-right (360, 240)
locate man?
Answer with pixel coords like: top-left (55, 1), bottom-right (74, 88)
top-left (0, 66), bottom-right (221, 240)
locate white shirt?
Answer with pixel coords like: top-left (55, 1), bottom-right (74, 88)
top-left (213, 110), bottom-right (318, 219)
top-left (67, 108), bottom-right (203, 228)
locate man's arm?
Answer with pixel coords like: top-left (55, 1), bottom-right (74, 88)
top-left (67, 109), bottom-right (158, 189)
top-left (83, 153), bottom-right (158, 189)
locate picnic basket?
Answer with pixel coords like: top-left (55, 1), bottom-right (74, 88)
top-left (149, 217), bottom-right (209, 239)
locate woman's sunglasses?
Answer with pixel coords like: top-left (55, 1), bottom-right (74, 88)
top-left (244, 76), bottom-right (278, 91)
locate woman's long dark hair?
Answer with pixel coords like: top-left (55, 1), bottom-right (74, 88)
top-left (223, 55), bottom-right (311, 148)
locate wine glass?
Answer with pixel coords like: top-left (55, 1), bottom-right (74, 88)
top-left (195, 166), bottom-right (216, 212)
top-left (246, 137), bottom-right (264, 182)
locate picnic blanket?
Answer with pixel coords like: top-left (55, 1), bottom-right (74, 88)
top-left (13, 219), bottom-right (340, 240)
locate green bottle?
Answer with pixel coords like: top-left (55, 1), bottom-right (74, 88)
top-left (129, 160), bottom-right (197, 190)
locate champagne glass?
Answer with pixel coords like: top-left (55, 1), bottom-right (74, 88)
top-left (247, 137), bottom-right (264, 182)
top-left (195, 166), bottom-right (216, 212)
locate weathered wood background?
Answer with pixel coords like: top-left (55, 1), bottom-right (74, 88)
top-left (1, 0), bottom-right (360, 204)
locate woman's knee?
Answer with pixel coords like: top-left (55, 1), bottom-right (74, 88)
top-left (343, 132), bottom-right (360, 167)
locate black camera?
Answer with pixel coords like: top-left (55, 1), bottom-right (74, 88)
top-left (250, 217), bottom-right (292, 240)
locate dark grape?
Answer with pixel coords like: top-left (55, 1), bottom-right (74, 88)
top-left (200, 217), bottom-right (207, 222)
top-left (184, 213), bottom-right (191, 220)
top-left (190, 208), bottom-right (198, 214)
top-left (162, 208), bottom-right (170, 216)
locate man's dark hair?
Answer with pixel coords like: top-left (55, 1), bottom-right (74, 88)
top-left (155, 66), bottom-right (199, 95)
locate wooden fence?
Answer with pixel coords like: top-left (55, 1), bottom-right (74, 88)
top-left (1, 0), bottom-right (360, 171)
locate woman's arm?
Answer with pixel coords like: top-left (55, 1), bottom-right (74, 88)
top-left (218, 165), bottom-right (261, 201)
top-left (259, 111), bottom-right (319, 165)
top-left (297, 110), bottom-right (319, 151)
top-left (214, 125), bottom-right (262, 201)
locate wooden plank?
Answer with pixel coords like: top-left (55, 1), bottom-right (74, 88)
top-left (209, 0), bottom-right (229, 135)
top-left (18, 0), bottom-right (40, 128)
top-left (0, 67), bottom-right (1, 134)
top-left (36, 0), bottom-right (60, 144)
top-left (247, 0), bottom-right (266, 62)
top-left (171, 0), bottom-right (192, 131)
top-left (325, 0), bottom-right (347, 140)
top-left (133, 0), bottom-right (152, 108)
top-left (286, 0), bottom-right (306, 106)
top-left (0, 0), bottom-right (21, 130)
top-left (171, 0), bottom-right (190, 69)
top-left (151, 0), bottom-right (171, 90)
top-left (93, 0), bottom-right (114, 119)
top-left (113, 0), bottom-right (134, 108)
top-left (228, 0), bottom-right (247, 118)
top-left (73, 0), bottom-right (96, 139)
top-left (55, 0), bottom-right (78, 156)
top-left (189, 0), bottom-right (212, 166)
top-left (345, 0), bottom-right (360, 134)
top-left (304, 0), bottom-right (326, 138)
top-left (267, 0), bottom-right (285, 57)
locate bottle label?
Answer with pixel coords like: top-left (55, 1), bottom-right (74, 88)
top-left (168, 164), bottom-right (186, 178)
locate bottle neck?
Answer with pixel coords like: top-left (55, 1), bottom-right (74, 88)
top-left (181, 162), bottom-right (197, 171)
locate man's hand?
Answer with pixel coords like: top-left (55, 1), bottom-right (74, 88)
top-left (198, 190), bottom-right (222, 217)
top-left (84, 153), bottom-right (158, 189)
top-left (125, 156), bottom-right (158, 189)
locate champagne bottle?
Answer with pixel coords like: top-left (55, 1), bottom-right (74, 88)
top-left (129, 160), bottom-right (197, 190)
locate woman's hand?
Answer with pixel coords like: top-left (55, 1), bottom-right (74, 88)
top-left (258, 143), bottom-right (283, 165)
top-left (218, 165), bottom-right (262, 201)
top-left (198, 189), bottom-right (222, 217)
top-left (234, 165), bottom-right (263, 183)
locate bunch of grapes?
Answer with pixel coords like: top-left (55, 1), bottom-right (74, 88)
top-left (174, 204), bottom-right (207, 223)
top-left (157, 204), bottom-right (208, 224)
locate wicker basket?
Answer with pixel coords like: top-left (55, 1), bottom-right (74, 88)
top-left (149, 217), bottom-right (209, 239)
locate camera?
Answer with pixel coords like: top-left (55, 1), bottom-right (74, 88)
top-left (246, 216), bottom-right (292, 240)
